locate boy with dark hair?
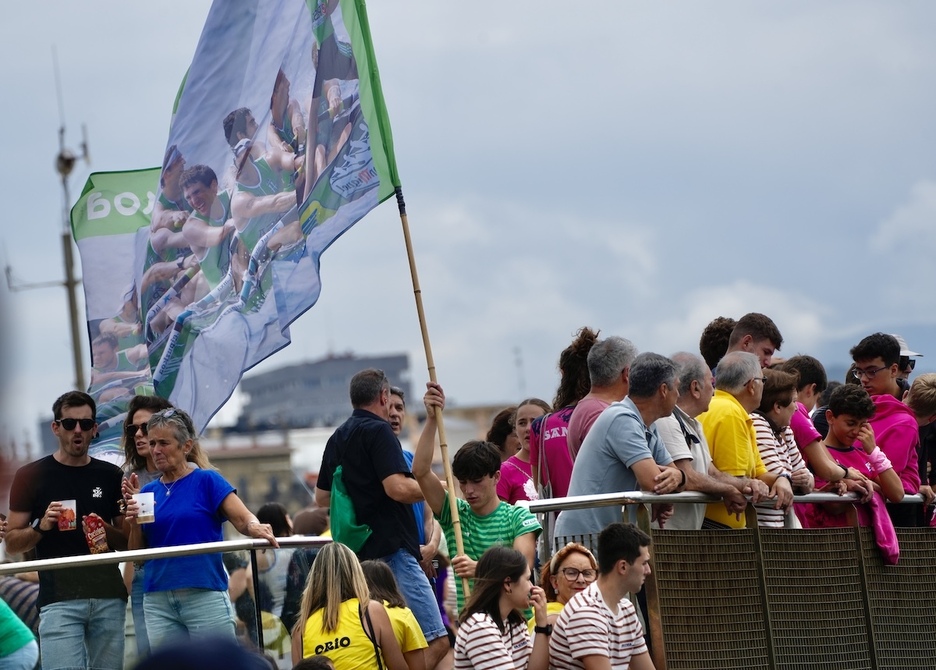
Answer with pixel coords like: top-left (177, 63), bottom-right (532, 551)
top-left (800, 386), bottom-right (904, 530)
top-left (726, 312), bottom-right (783, 367)
top-left (550, 523), bottom-right (653, 670)
top-left (412, 383), bottom-right (541, 611)
top-left (850, 333), bottom-right (922, 526)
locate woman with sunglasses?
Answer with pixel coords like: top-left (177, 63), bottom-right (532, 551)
top-left (454, 546), bottom-right (549, 670)
top-left (530, 542), bottom-right (597, 632)
top-left (121, 395), bottom-right (172, 658)
top-left (124, 407), bottom-right (278, 650)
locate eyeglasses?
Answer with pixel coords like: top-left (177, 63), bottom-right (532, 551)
top-left (126, 423), bottom-right (148, 438)
top-left (904, 359), bottom-right (916, 372)
top-left (558, 567), bottom-right (597, 582)
top-left (748, 377), bottom-right (768, 385)
top-left (55, 418), bottom-right (95, 432)
top-left (153, 408), bottom-right (178, 419)
top-left (853, 366), bottom-right (887, 380)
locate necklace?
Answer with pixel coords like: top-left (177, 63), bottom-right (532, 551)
top-left (161, 475), bottom-right (181, 496)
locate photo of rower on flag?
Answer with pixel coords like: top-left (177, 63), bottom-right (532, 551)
top-left (135, 0), bottom-right (385, 426)
top-left (73, 0), bottom-right (471, 583)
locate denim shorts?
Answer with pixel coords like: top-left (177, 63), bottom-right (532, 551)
top-left (38, 598), bottom-right (125, 670)
top-left (143, 588), bottom-right (236, 651)
top-left (382, 549), bottom-right (447, 642)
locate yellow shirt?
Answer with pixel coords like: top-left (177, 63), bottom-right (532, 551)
top-left (699, 390), bottom-right (766, 529)
top-left (302, 598), bottom-right (384, 669)
top-left (527, 600), bottom-right (565, 633)
top-left (385, 602), bottom-right (427, 653)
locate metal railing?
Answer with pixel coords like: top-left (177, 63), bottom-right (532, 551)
top-left (519, 490), bottom-right (933, 670)
top-left (0, 534), bottom-right (333, 658)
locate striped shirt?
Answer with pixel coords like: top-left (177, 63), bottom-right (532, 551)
top-left (437, 492), bottom-right (541, 611)
top-left (454, 613), bottom-right (531, 670)
top-left (750, 413), bottom-right (811, 527)
top-left (550, 582), bottom-right (647, 670)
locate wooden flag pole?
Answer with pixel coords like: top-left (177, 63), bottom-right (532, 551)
top-left (394, 187), bottom-right (470, 598)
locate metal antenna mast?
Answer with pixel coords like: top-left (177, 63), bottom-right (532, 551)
top-left (5, 46), bottom-right (90, 391)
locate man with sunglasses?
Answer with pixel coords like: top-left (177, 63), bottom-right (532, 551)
top-left (5, 391), bottom-right (128, 669)
top-left (850, 333), bottom-right (929, 526)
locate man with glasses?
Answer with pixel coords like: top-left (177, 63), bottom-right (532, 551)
top-left (850, 333), bottom-right (928, 526)
top-left (698, 352), bottom-right (793, 529)
top-left (5, 391), bottom-right (128, 670)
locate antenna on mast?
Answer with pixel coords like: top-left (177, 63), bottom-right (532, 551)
top-left (53, 45), bottom-right (91, 391)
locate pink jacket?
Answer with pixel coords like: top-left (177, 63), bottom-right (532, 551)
top-left (867, 394), bottom-right (920, 494)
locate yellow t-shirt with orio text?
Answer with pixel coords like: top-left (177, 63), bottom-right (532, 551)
top-left (302, 598), bottom-right (383, 669)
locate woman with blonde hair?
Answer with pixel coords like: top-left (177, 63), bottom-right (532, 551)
top-left (291, 542), bottom-right (408, 670)
top-left (532, 542), bottom-right (597, 631)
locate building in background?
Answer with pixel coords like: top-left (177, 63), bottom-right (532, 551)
top-left (237, 352), bottom-right (410, 430)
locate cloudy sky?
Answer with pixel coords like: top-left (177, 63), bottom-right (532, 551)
top-left (2, 1), bottom-right (935, 452)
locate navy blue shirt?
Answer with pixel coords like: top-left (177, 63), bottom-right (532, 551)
top-left (317, 409), bottom-right (420, 559)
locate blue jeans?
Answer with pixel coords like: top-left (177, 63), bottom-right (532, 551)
top-left (38, 598), bottom-right (125, 670)
top-left (130, 565), bottom-right (150, 657)
top-left (383, 549), bottom-right (447, 642)
top-left (0, 639), bottom-right (39, 670)
top-left (143, 588), bottom-right (236, 651)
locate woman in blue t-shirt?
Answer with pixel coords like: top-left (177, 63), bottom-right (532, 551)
top-left (125, 408), bottom-right (278, 650)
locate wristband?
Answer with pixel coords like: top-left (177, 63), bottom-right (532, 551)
top-left (838, 464), bottom-right (849, 481)
top-left (778, 473), bottom-right (792, 484)
top-left (866, 447), bottom-right (892, 475)
top-left (534, 624), bottom-right (553, 636)
top-left (677, 468), bottom-right (687, 490)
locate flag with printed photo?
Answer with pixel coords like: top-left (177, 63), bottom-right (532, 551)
top-left (72, 168), bottom-right (160, 463)
top-left (76, 0), bottom-right (400, 441)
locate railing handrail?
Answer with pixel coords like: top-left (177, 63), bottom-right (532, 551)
top-left (0, 534), bottom-right (332, 577)
top-left (518, 491), bottom-right (926, 514)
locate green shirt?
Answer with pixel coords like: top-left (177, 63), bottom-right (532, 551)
top-left (437, 492), bottom-right (541, 611)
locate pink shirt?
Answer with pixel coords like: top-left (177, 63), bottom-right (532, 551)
top-left (528, 406), bottom-right (574, 498)
top-left (790, 402), bottom-right (821, 455)
top-left (867, 394), bottom-right (920, 494)
top-left (496, 456), bottom-right (538, 504)
top-left (567, 397), bottom-right (610, 460)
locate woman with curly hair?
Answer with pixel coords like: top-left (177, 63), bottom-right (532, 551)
top-left (530, 327), bottom-right (599, 500)
top-left (531, 542), bottom-right (597, 632)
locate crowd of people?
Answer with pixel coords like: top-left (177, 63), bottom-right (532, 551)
top-left (2, 313), bottom-right (936, 669)
top-left (300, 316), bottom-right (936, 670)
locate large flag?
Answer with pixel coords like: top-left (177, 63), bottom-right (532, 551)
top-left (74, 0), bottom-right (400, 459)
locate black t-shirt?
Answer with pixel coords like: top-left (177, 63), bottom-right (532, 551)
top-left (317, 409), bottom-right (420, 559)
top-left (9, 455), bottom-right (128, 607)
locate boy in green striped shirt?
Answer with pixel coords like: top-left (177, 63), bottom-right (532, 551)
top-left (412, 382), bottom-right (541, 611)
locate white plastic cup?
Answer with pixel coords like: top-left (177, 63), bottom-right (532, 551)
top-left (133, 492), bottom-right (156, 524)
top-left (58, 500), bottom-right (77, 531)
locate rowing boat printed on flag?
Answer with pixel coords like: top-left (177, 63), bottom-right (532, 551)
top-left (74, 0), bottom-right (400, 457)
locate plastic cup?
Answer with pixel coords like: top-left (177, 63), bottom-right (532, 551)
top-left (58, 500), bottom-right (77, 531)
top-left (133, 492), bottom-right (156, 524)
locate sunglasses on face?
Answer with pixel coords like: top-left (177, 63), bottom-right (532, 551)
top-left (126, 423), bottom-right (148, 438)
top-left (55, 418), bottom-right (95, 432)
